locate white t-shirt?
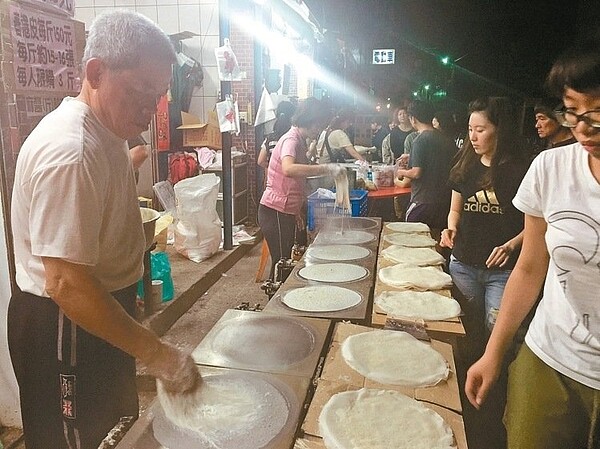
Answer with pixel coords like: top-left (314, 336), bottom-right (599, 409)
top-left (11, 97), bottom-right (145, 297)
top-left (513, 143), bottom-right (600, 389)
top-left (317, 129), bottom-right (352, 163)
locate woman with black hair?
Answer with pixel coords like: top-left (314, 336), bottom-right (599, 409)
top-left (440, 97), bottom-right (529, 345)
top-left (315, 108), bottom-right (365, 164)
top-left (258, 98), bottom-right (343, 280)
top-left (257, 101), bottom-right (296, 169)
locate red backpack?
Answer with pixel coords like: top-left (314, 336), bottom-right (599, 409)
top-left (169, 152), bottom-right (200, 184)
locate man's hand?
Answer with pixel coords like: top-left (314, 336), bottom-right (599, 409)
top-left (146, 342), bottom-right (201, 394)
top-left (396, 154), bottom-right (409, 168)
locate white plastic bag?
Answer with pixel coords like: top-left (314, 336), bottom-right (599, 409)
top-left (173, 174), bottom-right (222, 263)
top-left (214, 38), bottom-right (243, 81)
top-left (216, 97), bottom-right (240, 134)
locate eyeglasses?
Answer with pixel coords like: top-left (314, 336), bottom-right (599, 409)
top-left (554, 108), bottom-right (600, 129)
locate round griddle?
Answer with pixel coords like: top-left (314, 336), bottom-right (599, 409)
top-left (153, 372), bottom-right (297, 449)
top-left (208, 315), bottom-right (316, 370)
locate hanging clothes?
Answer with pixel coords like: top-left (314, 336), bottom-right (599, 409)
top-left (169, 51), bottom-right (204, 148)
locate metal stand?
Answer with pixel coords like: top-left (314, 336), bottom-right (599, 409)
top-left (260, 257), bottom-right (295, 299)
top-left (143, 243), bottom-right (157, 317)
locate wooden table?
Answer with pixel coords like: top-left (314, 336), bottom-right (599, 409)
top-left (299, 322), bottom-right (469, 449)
top-left (367, 185), bottom-right (411, 219)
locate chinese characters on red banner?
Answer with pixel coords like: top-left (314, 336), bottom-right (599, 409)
top-left (10, 4), bottom-right (79, 93)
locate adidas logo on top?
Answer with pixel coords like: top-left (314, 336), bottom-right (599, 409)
top-left (464, 189), bottom-right (504, 214)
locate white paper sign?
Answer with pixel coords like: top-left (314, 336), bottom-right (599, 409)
top-left (372, 48), bottom-right (395, 65)
top-left (9, 4), bottom-right (79, 93)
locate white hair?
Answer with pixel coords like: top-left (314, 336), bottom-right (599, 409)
top-left (83, 10), bottom-right (175, 69)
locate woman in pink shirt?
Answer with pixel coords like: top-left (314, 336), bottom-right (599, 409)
top-left (259, 97), bottom-right (342, 280)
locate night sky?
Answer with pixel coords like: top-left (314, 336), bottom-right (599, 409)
top-left (304, 0), bottom-right (586, 102)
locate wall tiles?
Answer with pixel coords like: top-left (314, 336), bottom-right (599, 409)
top-left (94, 0), bottom-right (115, 7)
top-left (200, 35), bottom-right (219, 66)
top-left (134, 5), bottom-right (158, 22)
top-left (75, 7), bottom-right (95, 25)
top-left (93, 6), bottom-right (117, 17)
top-left (178, 4), bottom-right (200, 33)
top-left (201, 65), bottom-right (219, 97)
top-left (200, 2), bottom-right (218, 35)
top-left (134, 0), bottom-right (157, 7)
top-left (74, 1), bottom-right (220, 118)
top-left (188, 96), bottom-right (205, 120)
top-left (157, 5), bottom-right (180, 34)
top-left (203, 96), bottom-right (217, 117)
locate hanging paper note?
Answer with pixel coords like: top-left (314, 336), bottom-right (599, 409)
top-left (216, 98), bottom-right (237, 133)
top-left (214, 38), bottom-right (243, 81)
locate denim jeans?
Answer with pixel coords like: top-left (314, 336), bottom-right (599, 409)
top-left (449, 255), bottom-right (511, 331)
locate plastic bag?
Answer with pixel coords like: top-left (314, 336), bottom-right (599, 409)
top-left (216, 96), bottom-right (240, 134)
top-left (195, 147), bottom-right (217, 169)
top-left (174, 173), bottom-right (222, 263)
top-left (372, 165), bottom-right (395, 188)
top-left (137, 251), bottom-right (175, 301)
top-left (214, 38), bottom-right (243, 81)
top-left (315, 188), bottom-right (336, 199)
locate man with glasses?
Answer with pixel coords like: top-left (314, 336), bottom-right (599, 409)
top-left (466, 39), bottom-right (600, 449)
top-left (8, 11), bottom-right (200, 449)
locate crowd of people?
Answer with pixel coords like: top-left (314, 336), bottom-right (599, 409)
top-left (256, 39), bottom-right (600, 449)
top-left (5, 5), bottom-right (598, 449)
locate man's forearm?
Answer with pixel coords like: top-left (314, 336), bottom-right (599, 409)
top-left (397, 167), bottom-right (420, 179)
top-left (43, 257), bottom-right (162, 363)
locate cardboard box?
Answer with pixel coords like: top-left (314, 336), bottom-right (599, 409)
top-left (371, 223), bottom-right (466, 337)
top-left (319, 322), bottom-right (462, 413)
top-left (299, 322), bottom-right (468, 449)
top-left (177, 110), bottom-right (222, 149)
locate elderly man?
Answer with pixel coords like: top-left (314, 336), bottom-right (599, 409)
top-left (8, 10), bottom-right (199, 449)
top-left (534, 98), bottom-right (576, 149)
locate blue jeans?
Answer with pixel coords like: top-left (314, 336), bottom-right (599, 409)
top-left (449, 256), bottom-right (511, 332)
